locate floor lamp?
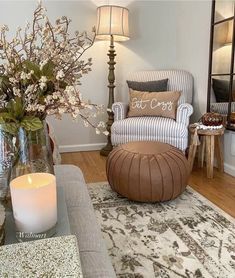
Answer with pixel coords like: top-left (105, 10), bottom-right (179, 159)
top-left (96, 5), bottom-right (130, 156)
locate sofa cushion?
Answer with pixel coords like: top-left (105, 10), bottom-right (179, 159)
top-left (127, 79), bottom-right (168, 92)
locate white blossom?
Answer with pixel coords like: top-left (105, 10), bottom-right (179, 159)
top-left (25, 84), bottom-right (36, 95)
top-left (9, 77), bottom-right (18, 84)
top-left (12, 87), bottom-right (21, 97)
top-left (40, 83), bottom-right (46, 90)
top-left (59, 96), bottom-right (65, 103)
top-left (39, 59), bottom-right (48, 70)
top-left (58, 107), bottom-right (66, 114)
top-left (36, 104), bottom-right (45, 112)
top-left (20, 72), bottom-right (27, 80)
top-left (39, 76), bottom-right (47, 90)
top-left (40, 76), bottom-right (47, 83)
top-left (56, 70), bottom-right (65, 80)
top-left (26, 70), bottom-right (34, 79)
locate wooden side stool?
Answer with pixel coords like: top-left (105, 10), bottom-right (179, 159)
top-left (188, 125), bottom-right (225, 178)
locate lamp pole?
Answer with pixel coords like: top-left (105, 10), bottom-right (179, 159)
top-left (100, 35), bottom-right (116, 156)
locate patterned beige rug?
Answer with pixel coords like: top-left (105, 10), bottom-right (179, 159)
top-left (88, 183), bottom-right (235, 278)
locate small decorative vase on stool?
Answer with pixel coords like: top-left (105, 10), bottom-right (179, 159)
top-left (201, 112), bottom-right (223, 126)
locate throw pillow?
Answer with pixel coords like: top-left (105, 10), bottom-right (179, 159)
top-left (127, 79), bottom-right (168, 92)
top-left (128, 89), bottom-right (181, 119)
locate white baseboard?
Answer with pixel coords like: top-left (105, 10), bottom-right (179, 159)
top-left (59, 143), bottom-right (106, 153)
top-left (224, 163), bottom-right (235, 177)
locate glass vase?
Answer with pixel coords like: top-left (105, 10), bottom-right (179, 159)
top-left (0, 126), bottom-right (14, 202)
top-left (11, 121), bottom-right (54, 180)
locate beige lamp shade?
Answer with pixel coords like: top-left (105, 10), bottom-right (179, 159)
top-left (96, 5), bottom-right (129, 41)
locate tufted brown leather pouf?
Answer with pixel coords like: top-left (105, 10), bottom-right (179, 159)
top-left (106, 141), bottom-right (190, 202)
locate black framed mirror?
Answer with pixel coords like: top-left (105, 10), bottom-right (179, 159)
top-left (207, 0), bottom-right (235, 131)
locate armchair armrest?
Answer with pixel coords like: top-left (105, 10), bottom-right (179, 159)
top-left (112, 102), bottom-right (129, 121)
top-left (176, 103), bottom-right (193, 126)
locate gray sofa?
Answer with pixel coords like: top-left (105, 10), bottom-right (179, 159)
top-left (55, 165), bottom-right (116, 278)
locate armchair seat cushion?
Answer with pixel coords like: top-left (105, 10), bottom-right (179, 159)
top-left (111, 116), bottom-right (188, 151)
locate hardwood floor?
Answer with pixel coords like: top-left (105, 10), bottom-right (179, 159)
top-left (61, 151), bottom-right (107, 183)
top-left (189, 166), bottom-right (235, 218)
top-left (61, 151), bottom-right (235, 218)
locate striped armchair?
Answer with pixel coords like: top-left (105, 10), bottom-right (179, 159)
top-left (111, 70), bottom-right (194, 151)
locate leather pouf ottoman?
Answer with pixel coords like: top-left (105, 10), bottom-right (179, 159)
top-left (106, 141), bottom-right (190, 202)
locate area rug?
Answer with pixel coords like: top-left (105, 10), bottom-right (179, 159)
top-left (87, 183), bottom-right (235, 278)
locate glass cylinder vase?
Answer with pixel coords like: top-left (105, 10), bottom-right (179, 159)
top-left (11, 121), bottom-right (54, 180)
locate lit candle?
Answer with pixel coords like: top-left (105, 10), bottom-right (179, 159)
top-left (10, 173), bottom-right (57, 235)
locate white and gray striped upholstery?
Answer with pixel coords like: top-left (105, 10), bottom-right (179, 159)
top-left (111, 70), bottom-right (194, 151)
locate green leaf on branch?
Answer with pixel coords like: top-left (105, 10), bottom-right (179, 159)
top-left (0, 76), bottom-right (10, 94)
top-left (0, 122), bottom-right (19, 135)
top-left (23, 60), bottom-right (41, 79)
top-left (41, 60), bottom-right (55, 79)
top-left (20, 116), bottom-right (43, 131)
top-left (6, 98), bottom-right (24, 120)
top-left (0, 112), bottom-right (17, 122)
top-left (0, 76), bottom-right (9, 86)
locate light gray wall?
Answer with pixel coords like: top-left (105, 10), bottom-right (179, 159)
top-left (1, 0), bottom-right (235, 175)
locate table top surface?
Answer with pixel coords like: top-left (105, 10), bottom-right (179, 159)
top-left (0, 235), bottom-right (83, 277)
top-left (189, 124), bottom-right (225, 136)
